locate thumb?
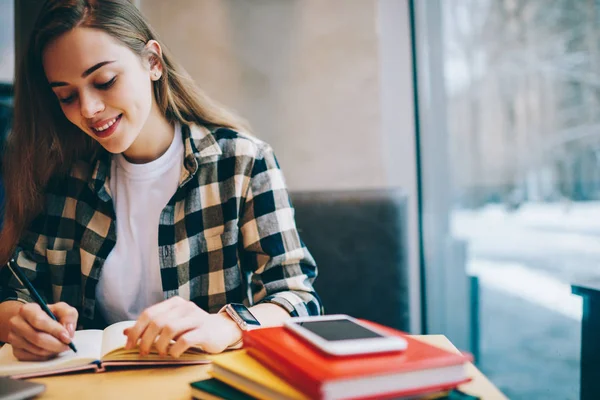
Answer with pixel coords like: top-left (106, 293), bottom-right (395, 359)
top-left (48, 302), bottom-right (79, 338)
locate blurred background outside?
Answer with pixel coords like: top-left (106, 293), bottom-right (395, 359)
top-left (444, 1), bottom-right (599, 398)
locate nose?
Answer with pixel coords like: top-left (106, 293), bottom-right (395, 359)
top-left (79, 91), bottom-right (104, 119)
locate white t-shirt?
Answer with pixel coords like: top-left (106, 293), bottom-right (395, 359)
top-left (96, 123), bottom-right (183, 324)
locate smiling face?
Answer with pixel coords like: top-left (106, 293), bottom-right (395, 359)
top-left (42, 27), bottom-right (162, 155)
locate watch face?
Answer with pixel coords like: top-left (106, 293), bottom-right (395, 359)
top-left (230, 303), bottom-right (261, 326)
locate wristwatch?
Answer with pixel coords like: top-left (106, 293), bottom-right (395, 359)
top-left (219, 303), bottom-right (261, 349)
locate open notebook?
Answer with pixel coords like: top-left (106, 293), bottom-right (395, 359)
top-left (0, 321), bottom-right (212, 379)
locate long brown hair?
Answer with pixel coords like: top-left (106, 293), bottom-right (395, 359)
top-left (0, 0), bottom-right (246, 265)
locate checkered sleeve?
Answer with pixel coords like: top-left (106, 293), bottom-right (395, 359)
top-left (239, 145), bottom-right (323, 317)
top-left (0, 225), bottom-right (51, 305)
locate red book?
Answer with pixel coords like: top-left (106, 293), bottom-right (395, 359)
top-left (243, 322), bottom-right (472, 400)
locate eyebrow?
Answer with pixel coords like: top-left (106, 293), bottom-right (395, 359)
top-left (49, 60), bottom-right (116, 87)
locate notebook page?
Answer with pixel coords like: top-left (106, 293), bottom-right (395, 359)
top-left (100, 320), bottom-right (135, 359)
top-left (0, 330), bottom-right (103, 377)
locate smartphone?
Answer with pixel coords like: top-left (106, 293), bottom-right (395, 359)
top-left (283, 314), bottom-right (408, 356)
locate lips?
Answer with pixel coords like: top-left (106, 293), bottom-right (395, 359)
top-left (90, 114), bottom-right (122, 139)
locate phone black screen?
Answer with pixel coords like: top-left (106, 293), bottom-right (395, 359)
top-left (296, 319), bottom-right (384, 341)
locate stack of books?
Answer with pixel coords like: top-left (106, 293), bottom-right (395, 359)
top-left (191, 321), bottom-right (472, 400)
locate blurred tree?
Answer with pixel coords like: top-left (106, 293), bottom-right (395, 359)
top-left (444, 0), bottom-right (600, 205)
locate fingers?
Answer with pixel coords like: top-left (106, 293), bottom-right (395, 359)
top-left (137, 319), bottom-right (163, 356)
top-left (19, 303), bottom-right (72, 346)
top-left (127, 297), bottom-right (239, 358)
top-left (137, 301), bottom-right (198, 356)
top-left (12, 346), bottom-right (56, 362)
top-left (7, 332), bottom-right (57, 358)
top-left (13, 317), bottom-right (70, 353)
top-left (48, 302), bottom-right (78, 338)
top-left (7, 303), bottom-right (71, 360)
top-left (153, 316), bottom-right (199, 356)
top-left (170, 330), bottom-right (206, 358)
top-left (125, 296), bottom-right (188, 351)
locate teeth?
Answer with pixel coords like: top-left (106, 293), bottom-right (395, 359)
top-left (94, 116), bottom-right (118, 132)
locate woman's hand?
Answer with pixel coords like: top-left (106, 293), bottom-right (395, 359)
top-left (124, 296), bottom-right (242, 357)
top-left (7, 302), bottom-right (78, 361)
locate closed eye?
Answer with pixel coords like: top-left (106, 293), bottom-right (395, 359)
top-left (96, 76), bottom-right (117, 90)
top-left (59, 95), bottom-right (75, 104)
top-left (57, 76), bottom-right (116, 104)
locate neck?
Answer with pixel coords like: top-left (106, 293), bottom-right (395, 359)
top-left (122, 104), bottom-right (174, 164)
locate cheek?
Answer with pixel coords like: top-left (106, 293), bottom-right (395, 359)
top-left (134, 76), bottom-right (154, 108)
top-left (113, 76), bottom-right (153, 116)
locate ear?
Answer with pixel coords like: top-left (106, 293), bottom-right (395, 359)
top-left (144, 40), bottom-right (164, 81)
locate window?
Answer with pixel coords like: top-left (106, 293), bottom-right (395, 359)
top-left (0, 0), bottom-right (14, 83)
top-left (415, 0), bottom-right (597, 397)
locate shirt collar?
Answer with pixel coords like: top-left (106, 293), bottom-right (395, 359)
top-left (87, 123), bottom-right (223, 198)
top-left (180, 123), bottom-right (222, 186)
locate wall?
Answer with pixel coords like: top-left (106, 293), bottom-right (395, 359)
top-left (140, 0), bottom-right (386, 190)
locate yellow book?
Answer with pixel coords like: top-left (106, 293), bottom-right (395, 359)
top-left (210, 350), bottom-right (309, 400)
top-left (0, 321), bottom-right (212, 379)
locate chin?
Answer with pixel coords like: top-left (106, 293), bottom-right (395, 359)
top-left (97, 138), bottom-right (129, 155)
top-left (100, 131), bottom-right (139, 155)
top-left (102, 145), bottom-right (126, 155)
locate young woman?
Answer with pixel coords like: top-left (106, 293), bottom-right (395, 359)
top-left (0, 0), bottom-right (322, 361)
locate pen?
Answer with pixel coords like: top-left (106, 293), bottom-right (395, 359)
top-left (6, 259), bottom-right (78, 353)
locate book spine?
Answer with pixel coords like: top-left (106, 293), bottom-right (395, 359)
top-left (245, 347), bottom-right (322, 400)
top-left (242, 331), bottom-right (326, 378)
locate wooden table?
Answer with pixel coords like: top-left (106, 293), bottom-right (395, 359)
top-left (28, 335), bottom-right (506, 399)
top-left (418, 335), bottom-right (507, 400)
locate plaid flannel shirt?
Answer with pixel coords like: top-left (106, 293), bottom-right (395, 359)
top-left (0, 124), bottom-right (322, 329)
